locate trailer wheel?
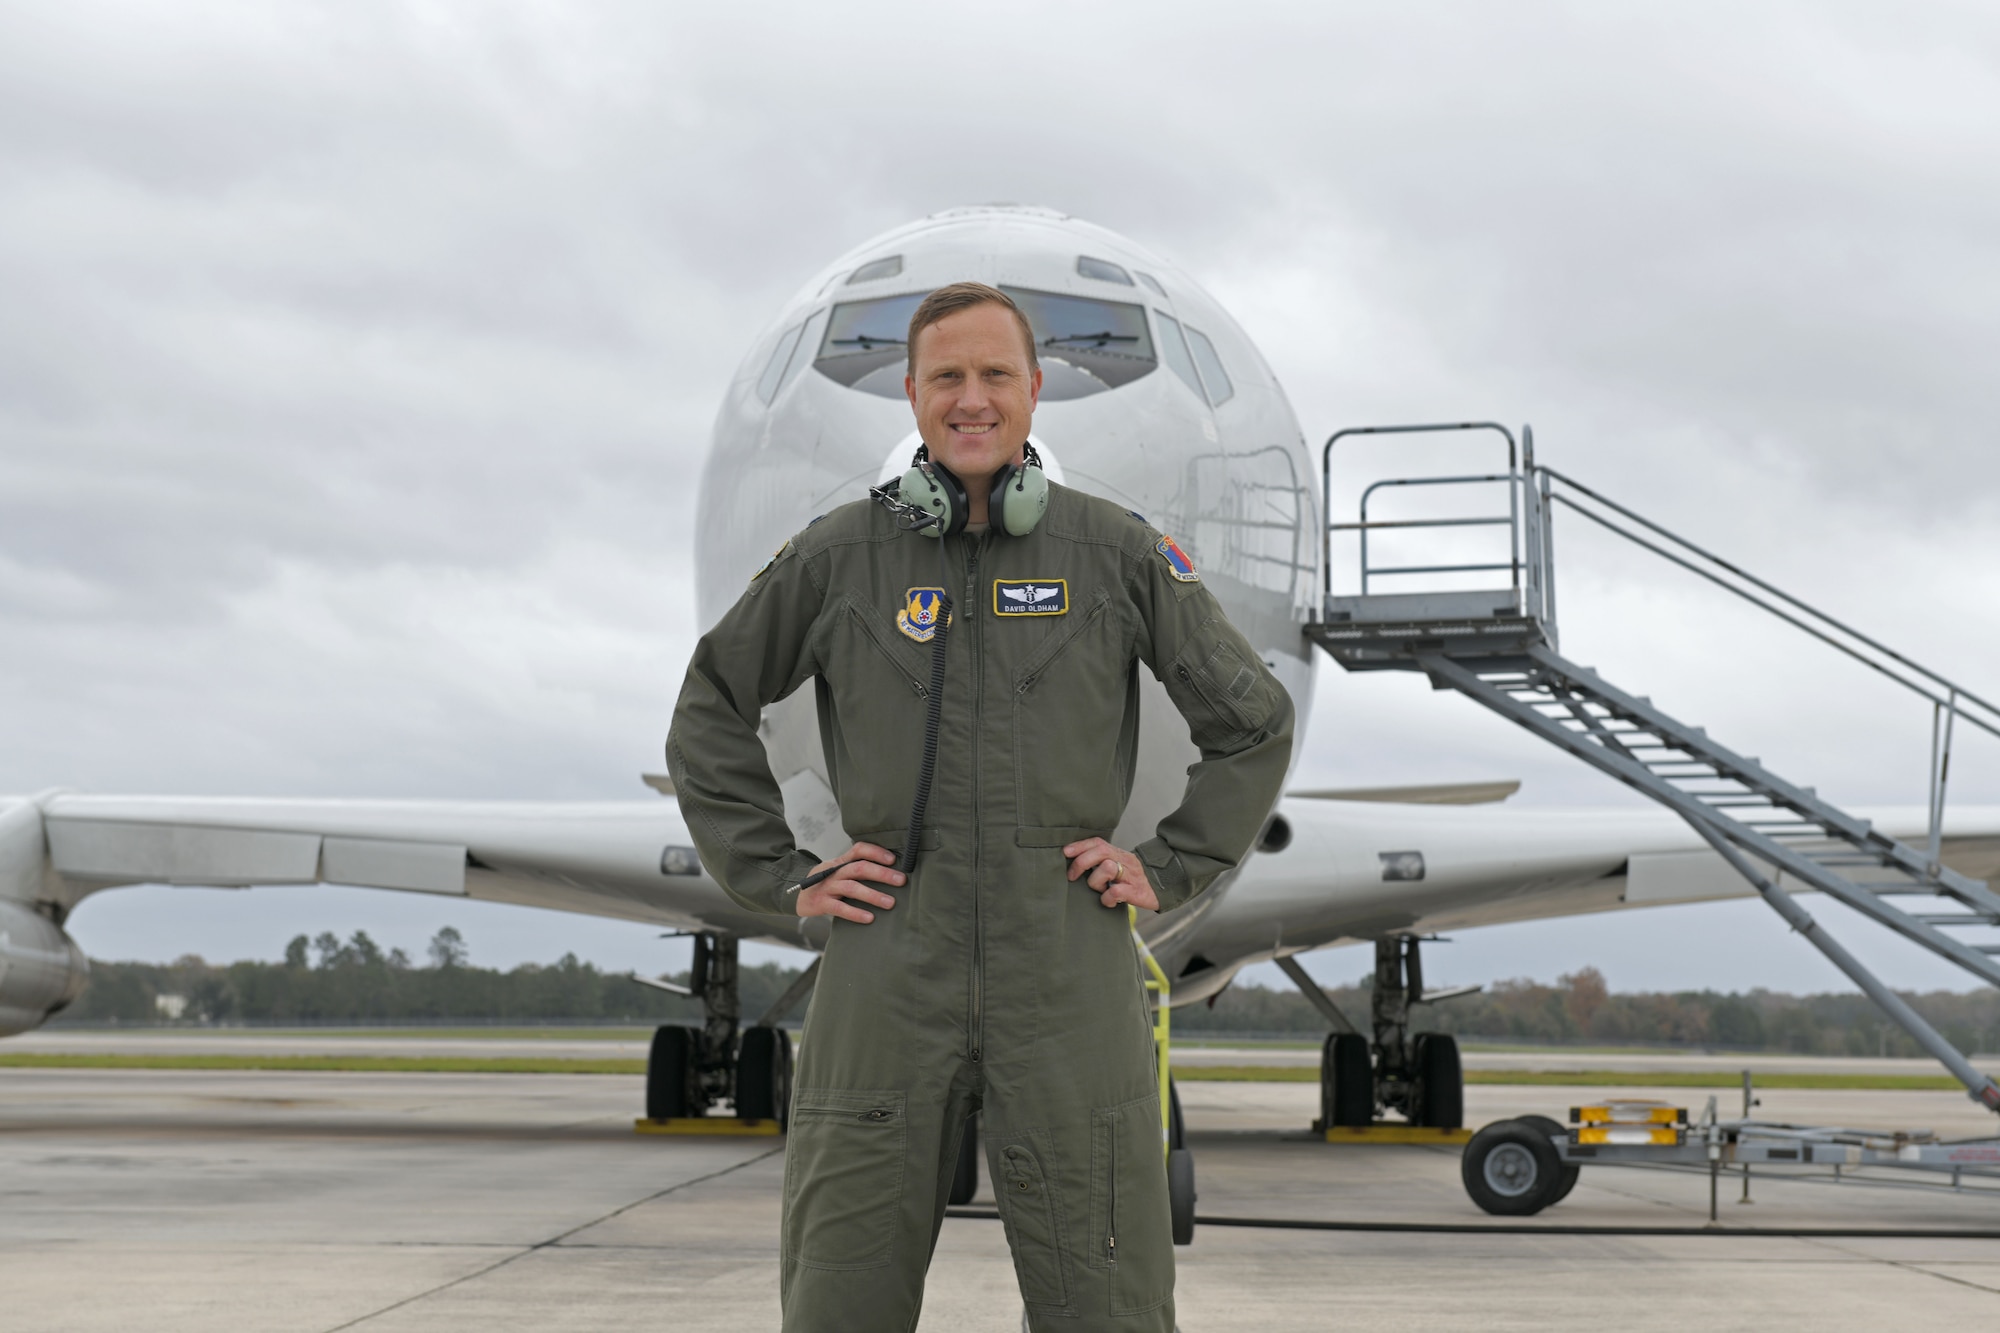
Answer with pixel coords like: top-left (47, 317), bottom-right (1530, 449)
top-left (1462, 1118), bottom-right (1566, 1216)
top-left (1517, 1114), bottom-right (1580, 1203)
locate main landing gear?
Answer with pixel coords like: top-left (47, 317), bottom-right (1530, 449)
top-left (1282, 936), bottom-right (1467, 1131)
top-left (635, 933), bottom-right (817, 1128)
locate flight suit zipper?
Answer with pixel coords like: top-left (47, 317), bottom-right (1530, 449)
top-left (965, 534), bottom-right (985, 1065)
top-left (1107, 1113), bottom-right (1118, 1265)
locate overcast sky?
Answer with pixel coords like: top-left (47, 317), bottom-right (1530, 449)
top-left (6, 2), bottom-right (2000, 997)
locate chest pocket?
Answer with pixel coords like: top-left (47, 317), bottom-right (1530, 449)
top-left (818, 597), bottom-right (934, 823)
top-left (1011, 591), bottom-right (1133, 829)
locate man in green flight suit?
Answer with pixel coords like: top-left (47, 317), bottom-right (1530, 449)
top-left (668, 282), bottom-right (1294, 1331)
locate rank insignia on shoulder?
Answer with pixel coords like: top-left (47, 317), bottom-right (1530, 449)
top-left (750, 540), bottom-right (790, 583)
top-left (1156, 534), bottom-right (1200, 582)
top-left (994, 579), bottom-right (1067, 616)
top-left (897, 587), bottom-right (949, 642)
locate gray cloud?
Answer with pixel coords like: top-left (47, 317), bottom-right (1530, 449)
top-left (6, 1), bottom-right (2000, 986)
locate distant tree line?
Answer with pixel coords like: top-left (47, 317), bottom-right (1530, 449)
top-left (49, 936), bottom-right (2000, 1056)
top-left (1176, 966), bottom-right (2000, 1057)
top-left (54, 928), bottom-right (805, 1028)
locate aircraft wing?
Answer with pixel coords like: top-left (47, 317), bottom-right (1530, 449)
top-left (14, 788), bottom-right (820, 949)
top-left (1192, 796), bottom-right (2000, 979)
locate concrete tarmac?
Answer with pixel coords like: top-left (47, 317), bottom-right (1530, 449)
top-left (5, 1063), bottom-right (2000, 1331)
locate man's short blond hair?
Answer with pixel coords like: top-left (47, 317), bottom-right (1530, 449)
top-left (906, 282), bottom-right (1038, 375)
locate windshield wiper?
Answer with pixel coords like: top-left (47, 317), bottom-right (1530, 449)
top-left (829, 334), bottom-right (907, 347)
top-left (1043, 331), bottom-right (1139, 348)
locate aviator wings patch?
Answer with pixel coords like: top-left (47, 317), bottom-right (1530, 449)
top-left (993, 579), bottom-right (1068, 616)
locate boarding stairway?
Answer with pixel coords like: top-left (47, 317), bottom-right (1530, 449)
top-left (1306, 423), bottom-right (2000, 1111)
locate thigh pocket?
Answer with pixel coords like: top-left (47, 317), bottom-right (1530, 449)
top-left (782, 1088), bottom-right (908, 1271)
top-left (993, 1131), bottom-right (1072, 1310)
top-left (1088, 1094), bottom-right (1175, 1315)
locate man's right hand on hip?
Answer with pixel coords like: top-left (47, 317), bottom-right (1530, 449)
top-left (795, 842), bottom-right (905, 923)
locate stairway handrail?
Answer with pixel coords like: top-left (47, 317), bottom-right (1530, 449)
top-left (1535, 465), bottom-right (2000, 746)
top-left (1322, 421), bottom-right (1520, 600)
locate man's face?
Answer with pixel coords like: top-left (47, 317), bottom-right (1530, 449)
top-left (905, 303), bottom-right (1042, 487)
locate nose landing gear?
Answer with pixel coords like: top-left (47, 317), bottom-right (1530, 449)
top-left (633, 933), bottom-right (815, 1132)
top-left (1284, 936), bottom-right (1469, 1133)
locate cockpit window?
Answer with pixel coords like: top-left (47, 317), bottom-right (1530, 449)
top-left (813, 286), bottom-right (1160, 401)
top-left (1152, 310), bottom-right (1205, 401)
top-left (1000, 284), bottom-right (1156, 401)
top-left (1076, 255), bottom-right (1134, 285)
top-left (848, 255), bottom-right (903, 283)
top-left (756, 320), bottom-right (807, 404)
top-left (813, 291), bottom-right (926, 396)
top-left (1135, 271), bottom-right (1167, 297)
top-left (1184, 324), bottom-right (1235, 406)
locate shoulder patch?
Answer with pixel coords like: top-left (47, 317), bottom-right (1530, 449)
top-left (807, 513), bottom-right (827, 526)
top-left (1156, 534), bottom-right (1199, 583)
top-left (897, 587), bottom-right (949, 642)
top-left (993, 579), bottom-right (1068, 616)
top-left (1126, 509), bottom-right (1148, 524)
top-left (750, 539), bottom-right (790, 584)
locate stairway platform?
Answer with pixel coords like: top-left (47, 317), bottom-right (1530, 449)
top-left (1311, 594), bottom-right (1547, 670)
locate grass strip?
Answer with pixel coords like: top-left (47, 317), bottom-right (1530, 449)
top-left (1169, 1065), bottom-right (1970, 1090)
top-left (0, 1053), bottom-right (645, 1075)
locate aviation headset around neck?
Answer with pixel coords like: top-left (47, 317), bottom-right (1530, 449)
top-left (900, 441), bottom-right (1049, 538)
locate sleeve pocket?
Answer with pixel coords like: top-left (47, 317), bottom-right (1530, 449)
top-left (1163, 618), bottom-right (1282, 748)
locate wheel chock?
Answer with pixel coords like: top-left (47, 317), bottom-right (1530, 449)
top-left (1322, 1123), bottom-right (1473, 1145)
top-left (634, 1117), bottom-right (783, 1136)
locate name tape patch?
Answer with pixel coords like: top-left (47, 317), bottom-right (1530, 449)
top-left (1156, 534), bottom-right (1200, 583)
top-left (898, 587), bottom-right (949, 642)
top-left (994, 579), bottom-right (1068, 616)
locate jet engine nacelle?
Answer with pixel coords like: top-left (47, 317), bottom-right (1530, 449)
top-left (0, 898), bottom-right (89, 1036)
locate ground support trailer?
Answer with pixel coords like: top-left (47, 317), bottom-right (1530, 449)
top-left (1463, 1097), bottom-right (2000, 1218)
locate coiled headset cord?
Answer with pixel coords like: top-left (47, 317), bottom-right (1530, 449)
top-left (792, 508), bottom-right (955, 896)
top-left (898, 592), bottom-right (952, 874)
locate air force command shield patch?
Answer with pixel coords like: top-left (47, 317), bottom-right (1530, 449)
top-left (1156, 534), bottom-right (1200, 582)
top-left (993, 579), bottom-right (1068, 616)
top-left (897, 587), bottom-right (949, 642)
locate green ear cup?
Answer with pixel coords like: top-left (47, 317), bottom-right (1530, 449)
top-left (901, 463), bottom-right (964, 538)
top-left (995, 462), bottom-right (1049, 537)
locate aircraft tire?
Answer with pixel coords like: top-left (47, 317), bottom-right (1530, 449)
top-left (1168, 1146), bottom-right (1197, 1246)
top-left (948, 1114), bottom-right (979, 1205)
top-left (734, 1025), bottom-right (791, 1126)
top-left (1322, 1032), bottom-right (1372, 1128)
top-left (1461, 1119), bottom-right (1566, 1216)
top-left (646, 1024), bottom-right (695, 1121)
top-left (1517, 1114), bottom-right (1580, 1202)
top-left (1413, 1032), bottom-right (1464, 1129)
top-left (1166, 1076), bottom-right (1195, 1244)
